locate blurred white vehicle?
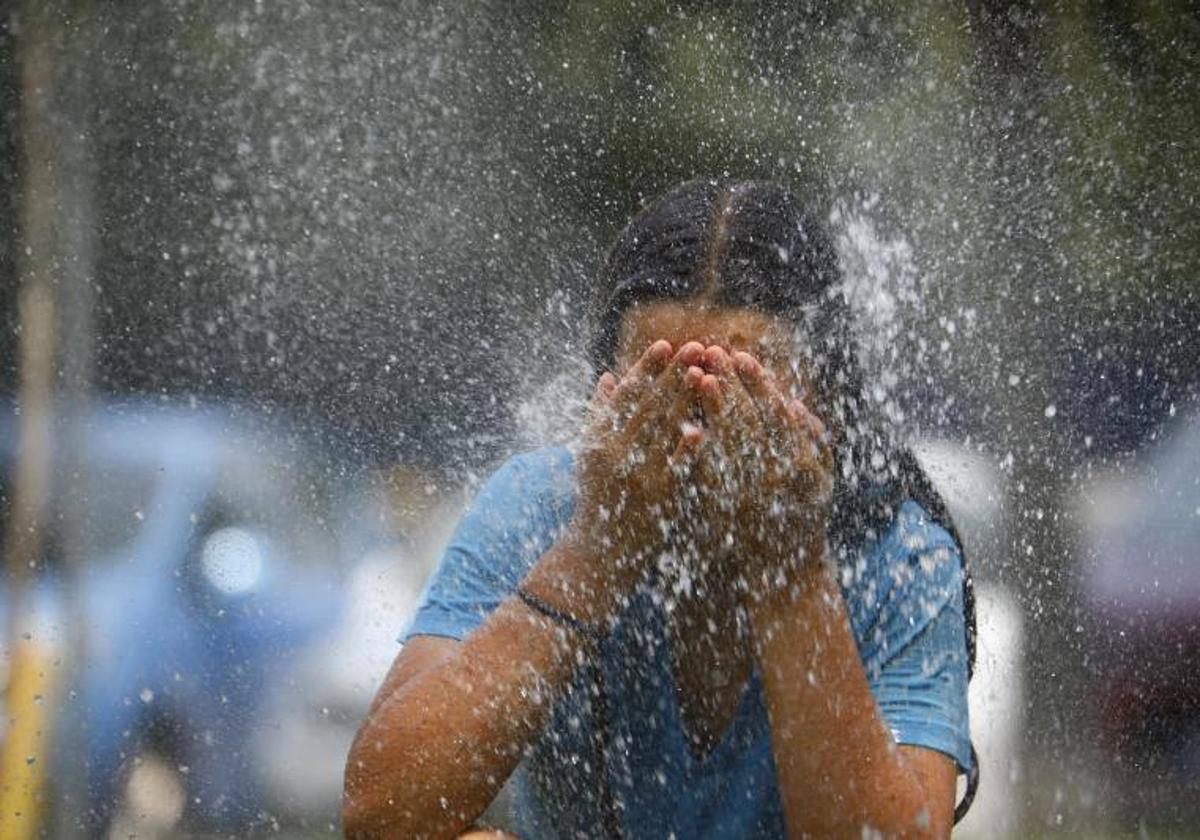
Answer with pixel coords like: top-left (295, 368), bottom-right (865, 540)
top-left (914, 439), bottom-right (1022, 837)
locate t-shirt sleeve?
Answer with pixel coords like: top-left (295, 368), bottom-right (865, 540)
top-left (400, 449), bottom-right (574, 643)
top-left (864, 504), bottom-right (973, 774)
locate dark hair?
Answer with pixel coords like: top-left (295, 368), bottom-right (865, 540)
top-left (590, 178), bottom-right (979, 820)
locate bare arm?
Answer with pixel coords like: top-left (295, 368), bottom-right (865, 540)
top-left (342, 542), bottom-right (595, 839)
top-left (751, 557), bottom-right (957, 839)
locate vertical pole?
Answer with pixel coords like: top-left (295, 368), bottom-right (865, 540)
top-left (1, 3), bottom-right (62, 837)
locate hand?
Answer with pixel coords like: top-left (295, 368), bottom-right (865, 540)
top-left (692, 347), bottom-right (835, 602)
top-left (543, 340), bottom-right (708, 623)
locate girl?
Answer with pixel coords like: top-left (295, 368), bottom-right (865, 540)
top-left (344, 179), bottom-right (975, 838)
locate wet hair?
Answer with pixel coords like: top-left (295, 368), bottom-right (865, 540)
top-left (591, 176), bottom-right (980, 821)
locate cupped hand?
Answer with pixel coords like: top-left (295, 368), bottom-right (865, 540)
top-left (690, 346), bottom-right (835, 600)
top-left (566, 339), bottom-right (709, 602)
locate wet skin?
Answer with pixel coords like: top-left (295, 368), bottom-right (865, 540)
top-left (343, 301), bottom-right (957, 839)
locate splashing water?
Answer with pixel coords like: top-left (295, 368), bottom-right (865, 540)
top-left (832, 196), bottom-right (924, 430)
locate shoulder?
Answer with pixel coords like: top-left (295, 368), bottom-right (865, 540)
top-left (840, 499), bottom-right (965, 654)
top-left (400, 446), bottom-right (577, 642)
top-left (841, 498), bottom-right (962, 588)
top-left (496, 445), bottom-right (576, 491)
top-left (453, 444), bottom-right (579, 573)
top-left (885, 499), bottom-right (963, 589)
top-left (468, 445), bottom-right (577, 521)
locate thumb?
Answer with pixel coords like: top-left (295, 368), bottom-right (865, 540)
top-left (593, 372), bottom-right (618, 405)
top-left (586, 372), bottom-right (619, 421)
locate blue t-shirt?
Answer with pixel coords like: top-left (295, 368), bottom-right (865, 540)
top-left (403, 446), bottom-right (972, 838)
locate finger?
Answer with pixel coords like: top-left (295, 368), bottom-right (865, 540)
top-left (583, 371), bottom-right (621, 432)
top-left (611, 339), bottom-right (674, 416)
top-left (694, 347), bottom-right (739, 418)
top-left (716, 352), bottom-right (764, 444)
top-left (788, 398), bottom-right (827, 442)
top-left (787, 399), bottom-right (835, 472)
top-left (782, 403), bottom-right (840, 494)
top-left (664, 366), bottom-right (704, 439)
top-left (672, 341), bottom-right (707, 369)
top-left (650, 341), bottom-right (707, 405)
top-left (623, 363), bottom-right (703, 456)
top-left (588, 371), bottom-right (618, 410)
top-left (598, 371), bottom-right (618, 400)
top-left (581, 391), bottom-right (610, 440)
top-left (691, 357), bottom-right (734, 463)
top-left (695, 348), bottom-right (753, 451)
top-left (633, 338), bottom-right (675, 377)
top-left (697, 371), bottom-right (723, 419)
top-left (700, 344), bottom-right (727, 374)
top-left (732, 351), bottom-right (779, 409)
top-left (732, 350), bottom-right (796, 450)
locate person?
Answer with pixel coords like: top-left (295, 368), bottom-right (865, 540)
top-left (343, 179), bottom-right (974, 838)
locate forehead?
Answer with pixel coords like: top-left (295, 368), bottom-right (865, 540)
top-left (617, 300), bottom-right (790, 352)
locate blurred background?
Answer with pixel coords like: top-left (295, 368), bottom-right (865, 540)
top-left (2, 1), bottom-right (1198, 836)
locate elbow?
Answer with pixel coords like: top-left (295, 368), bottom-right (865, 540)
top-left (342, 795), bottom-right (398, 840)
top-left (342, 763), bottom-right (415, 839)
top-left (342, 725), bottom-right (440, 839)
top-left (340, 792), bottom-right (372, 839)
top-left (342, 728), bottom-right (410, 839)
top-left (341, 750), bottom-right (383, 839)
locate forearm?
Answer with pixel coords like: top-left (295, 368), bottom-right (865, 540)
top-left (750, 553), bottom-right (944, 838)
top-left (344, 548), bottom-right (594, 838)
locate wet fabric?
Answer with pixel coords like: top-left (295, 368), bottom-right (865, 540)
top-left (402, 446), bottom-right (972, 838)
